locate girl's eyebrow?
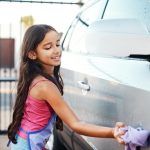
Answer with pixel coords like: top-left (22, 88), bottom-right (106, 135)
top-left (43, 39), bottom-right (60, 46)
top-left (57, 39), bottom-right (60, 42)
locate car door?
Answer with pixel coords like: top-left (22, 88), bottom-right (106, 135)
top-left (61, 52), bottom-right (124, 150)
top-left (61, 53), bottom-right (150, 150)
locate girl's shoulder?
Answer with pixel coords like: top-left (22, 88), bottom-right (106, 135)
top-left (32, 75), bottom-right (48, 83)
top-left (30, 76), bottom-right (47, 87)
top-left (29, 76), bottom-right (53, 100)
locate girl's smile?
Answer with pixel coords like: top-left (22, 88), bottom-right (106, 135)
top-left (51, 55), bottom-right (61, 61)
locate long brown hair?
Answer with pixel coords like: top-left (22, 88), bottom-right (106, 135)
top-left (7, 24), bottom-right (63, 144)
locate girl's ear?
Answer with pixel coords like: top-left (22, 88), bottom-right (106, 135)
top-left (28, 51), bottom-right (37, 60)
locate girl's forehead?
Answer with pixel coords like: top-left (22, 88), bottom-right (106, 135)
top-left (43, 31), bottom-right (60, 42)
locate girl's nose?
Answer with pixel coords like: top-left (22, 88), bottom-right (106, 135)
top-left (53, 46), bottom-right (61, 54)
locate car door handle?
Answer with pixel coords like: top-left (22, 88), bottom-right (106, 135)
top-left (77, 81), bottom-right (90, 91)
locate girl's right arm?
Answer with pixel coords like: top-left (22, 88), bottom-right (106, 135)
top-left (37, 80), bottom-right (125, 144)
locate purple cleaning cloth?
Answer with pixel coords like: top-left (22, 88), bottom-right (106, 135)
top-left (120, 126), bottom-right (150, 150)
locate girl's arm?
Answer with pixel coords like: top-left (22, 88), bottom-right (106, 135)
top-left (39, 81), bottom-right (125, 144)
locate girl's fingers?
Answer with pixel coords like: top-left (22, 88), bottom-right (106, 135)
top-left (114, 129), bottom-right (125, 144)
top-left (113, 123), bottom-right (126, 145)
top-left (117, 137), bottom-right (125, 145)
top-left (113, 126), bottom-right (120, 138)
top-left (119, 130), bottom-right (126, 136)
top-left (115, 122), bottom-right (125, 128)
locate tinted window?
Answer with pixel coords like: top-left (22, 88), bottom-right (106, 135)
top-left (104, 0), bottom-right (150, 32)
top-left (63, 0), bottom-right (107, 54)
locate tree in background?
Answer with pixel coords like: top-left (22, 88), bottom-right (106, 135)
top-left (21, 15), bottom-right (34, 29)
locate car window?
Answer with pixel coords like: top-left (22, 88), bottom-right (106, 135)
top-left (62, 0), bottom-right (150, 59)
top-left (63, 0), bottom-right (107, 54)
top-left (103, 0), bottom-right (150, 32)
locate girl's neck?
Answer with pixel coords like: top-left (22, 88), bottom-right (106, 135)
top-left (43, 66), bottom-right (54, 76)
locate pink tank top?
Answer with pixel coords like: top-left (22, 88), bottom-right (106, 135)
top-left (18, 80), bottom-right (54, 139)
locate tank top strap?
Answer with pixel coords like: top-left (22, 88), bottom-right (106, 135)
top-left (29, 79), bottom-right (49, 91)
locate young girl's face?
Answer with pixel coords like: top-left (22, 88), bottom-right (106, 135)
top-left (35, 30), bottom-right (61, 70)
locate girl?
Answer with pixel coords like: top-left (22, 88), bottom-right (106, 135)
top-left (7, 24), bottom-right (125, 150)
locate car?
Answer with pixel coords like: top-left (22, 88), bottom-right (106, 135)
top-left (53, 0), bottom-right (150, 150)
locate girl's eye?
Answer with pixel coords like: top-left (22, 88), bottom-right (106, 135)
top-left (45, 47), bottom-right (51, 50)
top-left (56, 44), bottom-right (60, 47)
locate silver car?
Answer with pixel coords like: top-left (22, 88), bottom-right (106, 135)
top-left (54, 0), bottom-right (150, 149)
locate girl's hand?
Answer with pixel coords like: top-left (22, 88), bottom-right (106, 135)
top-left (113, 122), bottom-right (126, 144)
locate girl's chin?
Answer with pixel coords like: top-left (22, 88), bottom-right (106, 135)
top-left (54, 62), bottom-right (61, 66)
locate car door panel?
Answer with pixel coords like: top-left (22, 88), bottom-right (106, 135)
top-left (61, 55), bottom-right (150, 149)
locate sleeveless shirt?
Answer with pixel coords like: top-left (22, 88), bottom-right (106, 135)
top-left (18, 80), bottom-right (54, 139)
